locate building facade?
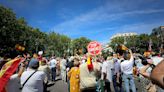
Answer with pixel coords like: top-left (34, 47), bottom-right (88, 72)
top-left (111, 32), bottom-right (137, 40)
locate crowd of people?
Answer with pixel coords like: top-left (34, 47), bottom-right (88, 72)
top-left (0, 49), bottom-right (164, 92)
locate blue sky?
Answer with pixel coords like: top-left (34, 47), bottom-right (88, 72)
top-left (1, 0), bottom-right (164, 44)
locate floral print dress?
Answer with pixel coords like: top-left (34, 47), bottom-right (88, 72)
top-left (68, 67), bottom-right (80, 92)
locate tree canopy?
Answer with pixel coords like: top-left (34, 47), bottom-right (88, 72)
top-left (0, 5), bottom-right (163, 57)
top-left (0, 5), bottom-right (91, 57)
top-left (110, 28), bottom-right (164, 54)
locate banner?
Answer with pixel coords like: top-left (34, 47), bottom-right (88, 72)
top-left (87, 41), bottom-right (102, 56)
top-left (0, 58), bottom-right (21, 92)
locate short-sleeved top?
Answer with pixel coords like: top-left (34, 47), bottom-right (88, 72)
top-left (113, 61), bottom-right (121, 75)
top-left (49, 59), bottom-right (57, 68)
top-left (121, 57), bottom-right (134, 75)
top-left (101, 60), bottom-right (113, 82)
top-left (21, 69), bottom-right (46, 92)
top-left (60, 59), bottom-right (67, 70)
top-left (6, 74), bottom-right (21, 92)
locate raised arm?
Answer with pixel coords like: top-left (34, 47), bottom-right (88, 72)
top-left (129, 49), bottom-right (134, 62)
top-left (140, 64), bottom-right (151, 79)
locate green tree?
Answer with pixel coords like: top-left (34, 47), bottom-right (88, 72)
top-left (150, 27), bottom-right (164, 53)
top-left (71, 37), bottom-right (91, 55)
top-left (0, 5), bottom-right (47, 56)
top-left (109, 34), bottom-right (150, 54)
top-left (136, 34), bottom-right (150, 53)
top-left (110, 37), bottom-right (124, 51)
top-left (0, 5), bottom-right (23, 56)
top-left (45, 32), bottom-right (71, 57)
top-left (0, 5), bottom-right (92, 57)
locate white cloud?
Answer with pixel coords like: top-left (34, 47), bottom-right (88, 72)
top-left (94, 21), bottom-right (164, 44)
top-left (51, 7), bottom-right (164, 36)
top-left (50, 0), bottom-right (164, 43)
top-left (115, 22), bottom-right (164, 34)
top-left (107, 21), bottom-right (164, 41)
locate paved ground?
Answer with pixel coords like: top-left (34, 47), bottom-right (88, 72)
top-left (47, 80), bottom-right (68, 92)
top-left (47, 75), bottom-right (68, 92)
top-left (47, 75), bottom-right (159, 92)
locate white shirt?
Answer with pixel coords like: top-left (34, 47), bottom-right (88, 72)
top-left (101, 60), bottom-right (113, 82)
top-left (121, 56), bottom-right (134, 75)
top-left (49, 59), bottom-right (57, 68)
top-left (151, 56), bottom-right (163, 65)
top-left (6, 74), bottom-right (21, 92)
top-left (81, 59), bottom-right (86, 64)
top-left (21, 69), bottom-right (46, 92)
top-left (60, 59), bottom-right (67, 70)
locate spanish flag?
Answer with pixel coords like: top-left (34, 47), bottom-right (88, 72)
top-left (120, 45), bottom-right (128, 51)
top-left (0, 58), bottom-right (21, 92)
top-left (87, 56), bottom-right (93, 71)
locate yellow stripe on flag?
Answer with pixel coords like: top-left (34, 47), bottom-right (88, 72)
top-left (87, 57), bottom-right (91, 65)
top-left (0, 58), bottom-right (21, 92)
top-left (0, 58), bottom-right (19, 77)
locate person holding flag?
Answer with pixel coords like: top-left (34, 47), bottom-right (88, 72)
top-left (120, 49), bottom-right (137, 92)
top-left (0, 56), bottom-right (26, 92)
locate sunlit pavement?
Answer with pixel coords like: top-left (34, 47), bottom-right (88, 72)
top-left (47, 80), bottom-right (68, 92)
top-left (47, 75), bottom-right (68, 92)
top-left (47, 75), bottom-right (154, 92)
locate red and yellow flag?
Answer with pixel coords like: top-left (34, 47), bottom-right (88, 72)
top-left (120, 45), bottom-right (128, 51)
top-left (87, 56), bottom-right (93, 71)
top-left (0, 58), bottom-right (21, 92)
